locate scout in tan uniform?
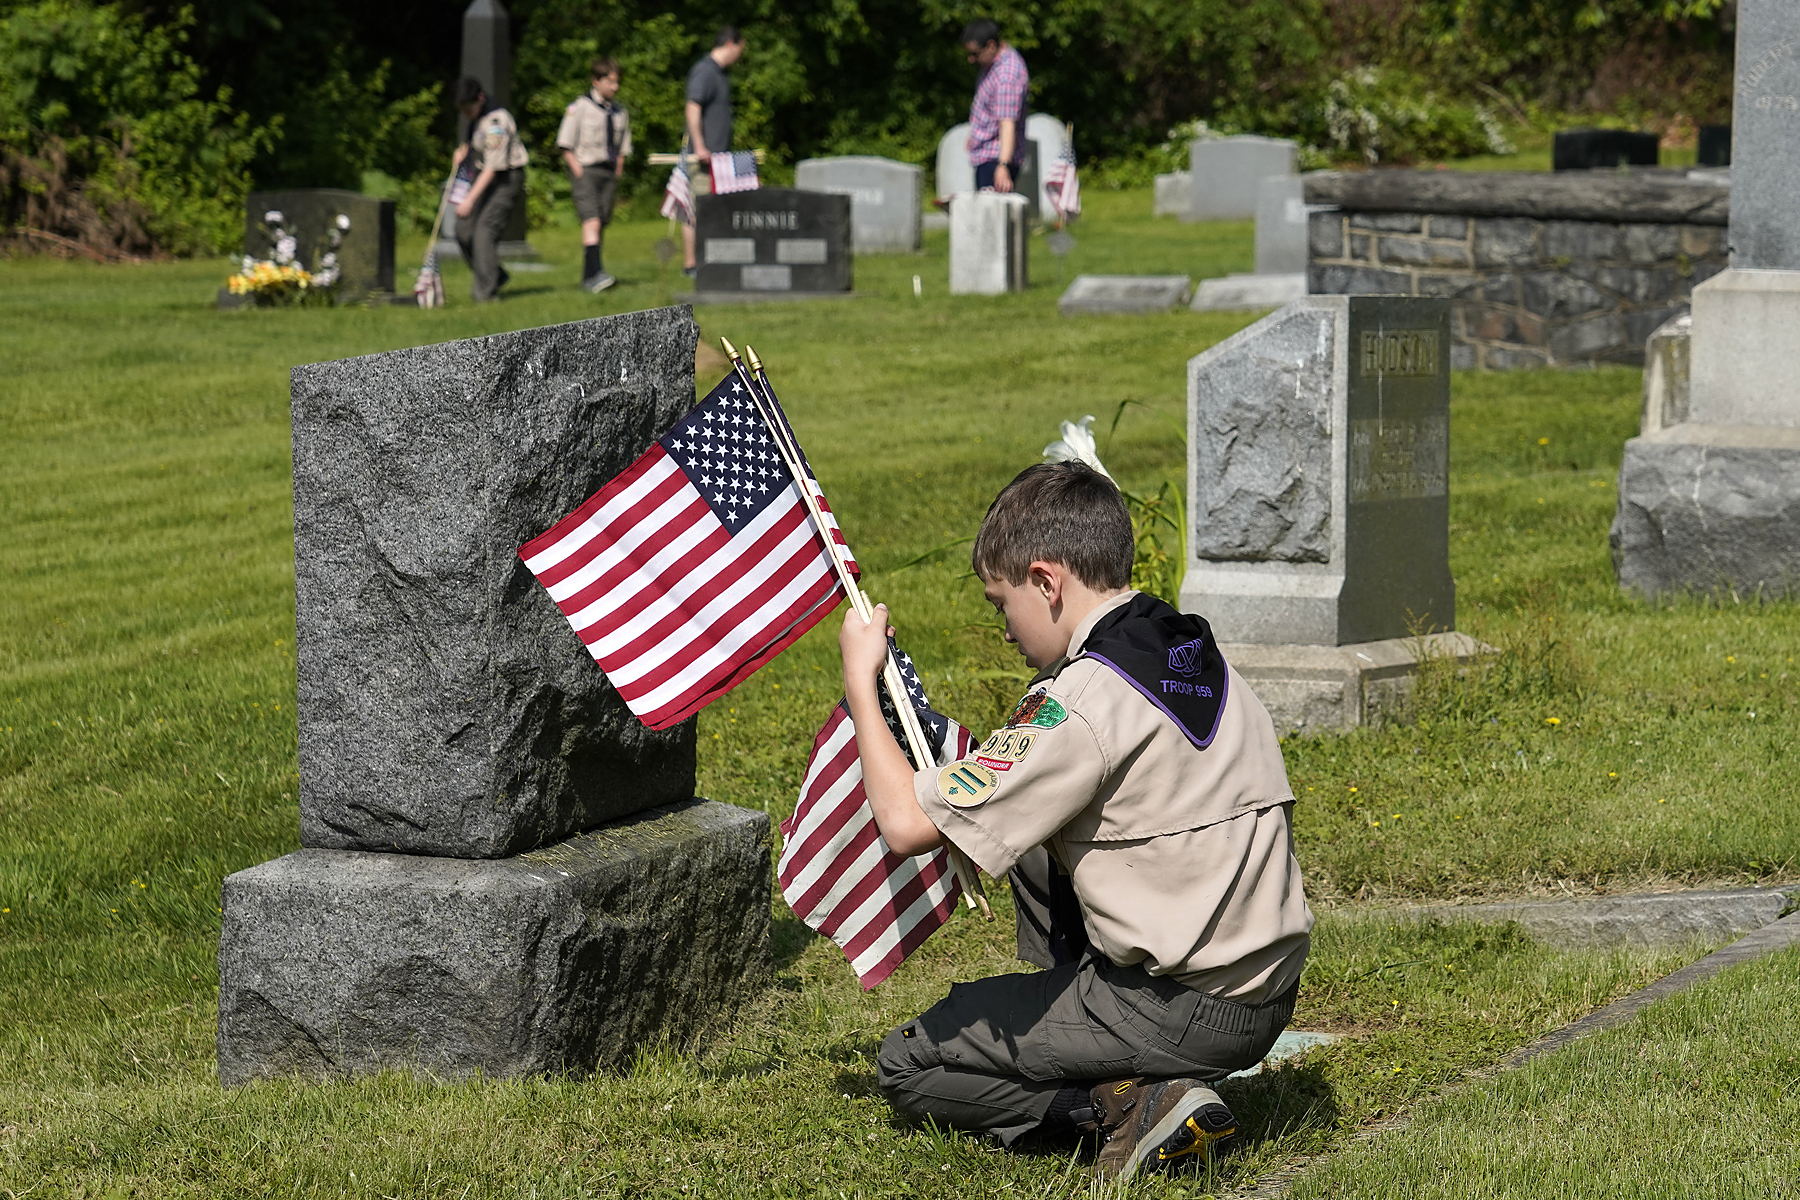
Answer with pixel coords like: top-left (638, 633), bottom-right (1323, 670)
top-left (838, 461), bottom-right (1313, 1180)
top-left (451, 75), bottom-right (530, 303)
top-left (557, 58), bottom-right (632, 294)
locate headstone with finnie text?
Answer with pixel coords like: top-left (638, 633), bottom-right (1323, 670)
top-left (695, 188), bottom-right (852, 295)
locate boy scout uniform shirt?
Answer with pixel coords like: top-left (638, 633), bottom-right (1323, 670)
top-left (471, 107), bottom-right (530, 172)
top-left (913, 590), bottom-right (1313, 1003)
top-left (556, 93), bottom-right (631, 167)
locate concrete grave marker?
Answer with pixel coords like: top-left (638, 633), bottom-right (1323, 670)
top-left (1058, 275), bottom-right (1191, 315)
top-left (1192, 174), bottom-right (1312, 311)
top-left (949, 191), bottom-right (1028, 294)
top-left (1182, 296), bottom-right (1479, 732)
top-left (220, 307), bottom-right (774, 1085)
top-left (796, 156), bottom-right (922, 253)
top-left (695, 188), bottom-right (852, 296)
top-left (1187, 136), bottom-right (1298, 222)
top-left (1612, 0), bottom-right (1800, 598)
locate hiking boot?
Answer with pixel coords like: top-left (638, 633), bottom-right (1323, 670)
top-left (1090, 1077), bottom-right (1239, 1179)
top-left (582, 271), bottom-right (616, 293)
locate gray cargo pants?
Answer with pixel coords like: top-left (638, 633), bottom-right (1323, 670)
top-left (455, 168), bottom-right (523, 302)
top-left (876, 848), bottom-right (1297, 1147)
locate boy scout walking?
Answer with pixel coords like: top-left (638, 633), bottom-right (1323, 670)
top-left (557, 58), bottom-right (631, 294)
top-left (452, 76), bottom-right (529, 303)
top-left (837, 462), bottom-right (1312, 1179)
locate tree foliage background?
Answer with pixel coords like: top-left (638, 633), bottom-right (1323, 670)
top-left (0, 0), bottom-right (1736, 257)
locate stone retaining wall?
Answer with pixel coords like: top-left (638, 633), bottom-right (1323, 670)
top-left (1305, 169), bottom-right (1729, 369)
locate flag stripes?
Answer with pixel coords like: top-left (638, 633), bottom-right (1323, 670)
top-left (779, 701), bottom-right (975, 989)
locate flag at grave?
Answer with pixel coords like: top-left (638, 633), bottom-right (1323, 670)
top-left (1046, 130), bottom-right (1080, 218)
top-left (660, 162), bottom-right (694, 224)
top-left (779, 643), bottom-right (976, 988)
top-left (519, 373), bottom-right (856, 730)
top-left (711, 151), bottom-right (761, 194)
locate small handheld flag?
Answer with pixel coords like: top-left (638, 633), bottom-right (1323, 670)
top-left (710, 151), bottom-right (761, 195)
top-left (1046, 124), bottom-right (1081, 220)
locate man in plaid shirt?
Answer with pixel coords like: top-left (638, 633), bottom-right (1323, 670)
top-left (961, 18), bottom-right (1029, 194)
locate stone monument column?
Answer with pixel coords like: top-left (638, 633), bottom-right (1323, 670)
top-left (1610, 0), bottom-right (1800, 598)
top-left (441, 0), bottom-right (535, 260)
top-left (216, 309), bottom-right (772, 1085)
top-left (1180, 296), bottom-right (1482, 732)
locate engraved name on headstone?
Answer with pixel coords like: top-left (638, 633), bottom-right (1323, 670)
top-left (796, 156), bottom-right (922, 253)
top-left (695, 188), bottom-right (852, 293)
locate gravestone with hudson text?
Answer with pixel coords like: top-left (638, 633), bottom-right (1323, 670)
top-left (795, 156), bottom-right (921, 253)
top-left (695, 188), bottom-right (852, 295)
top-left (1611, 0), bottom-right (1800, 599)
top-left (216, 307), bottom-right (772, 1086)
top-left (1181, 295), bottom-right (1480, 732)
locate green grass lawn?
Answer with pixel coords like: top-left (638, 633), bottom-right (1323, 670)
top-left (3, 186), bottom-right (1797, 1195)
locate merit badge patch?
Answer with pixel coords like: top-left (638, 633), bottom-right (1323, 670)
top-left (974, 727), bottom-right (1038, 772)
top-left (937, 761), bottom-right (1000, 808)
top-left (1006, 690), bottom-right (1068, 730)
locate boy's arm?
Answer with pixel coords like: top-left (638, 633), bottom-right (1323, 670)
top-left (839, 604), bottom-right (945, 856)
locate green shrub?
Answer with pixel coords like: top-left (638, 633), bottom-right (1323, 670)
top-left (0, 1), bottom-right (274, 256)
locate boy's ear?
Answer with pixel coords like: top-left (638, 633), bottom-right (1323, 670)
top-left (1027, 560), bottom-right (1062, 605)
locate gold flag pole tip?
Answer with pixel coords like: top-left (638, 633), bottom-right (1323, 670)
top-left (720, 336), bottom-right (741, 362)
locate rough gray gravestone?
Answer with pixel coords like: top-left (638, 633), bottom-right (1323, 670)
top-left (243, 190), bottom-right (395, 299)
top-left (795, 156), bottom-right (922, 253)
top-left (1187, 136), bottom-right (1298, 222)
top-left (1611, 0), bottom-right (1800, 599)
top-left (1181, 296), bottom-right (1455, 646)
top-left (695, 188), bottom-right (852, 294)
top-left (218, 800), bottom-right (771, 1085)
top-left (291, 307), bottom-right (700, 859)
top-left (1058, 275), bottom-right (1192, 315)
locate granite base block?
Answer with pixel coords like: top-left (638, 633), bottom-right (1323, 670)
top-left (1390, 887), bottom-right (1800, 951)
top-left (1610, 425), bottom-right (1800, 600)
top-left (217, 800), bottom-right (771, 1087)
top-left (1058, 274), bottom-right (1192, 315)
top-left (1190, 273), bottom-right (1308, 311)
top-left (1224, 633), bottom-right (1487, 734)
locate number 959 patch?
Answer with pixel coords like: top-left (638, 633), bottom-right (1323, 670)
top-left (936, 762), bottom-right (1000, 808)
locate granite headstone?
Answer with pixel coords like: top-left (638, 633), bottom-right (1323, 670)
top-left (1187, 136), bottom-right (1298, 222)
top-left (244, 190), bottom-right (395, 299)
top-left (795, 156), bottom-right (922, 253)
top-left (933, 115), bottom-right (1055, 217)
top-left (695, 188), bottom-right (852, 294)
top-left (935, 124), bottom-right (974, 201)
top-left (1552, 128), bottom-right (1660, 171)
top-left (1182, 295), bottom-right (1454, 646)
top-left (291, 308), bottom-right (700, 859)
top-left (1254, 174), bottom-right (1309, 276)
top-left (949, 191), bottom-right (1029, 294)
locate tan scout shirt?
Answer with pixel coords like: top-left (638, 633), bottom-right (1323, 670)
top-left (472, 107), bottom-right (530, 172)
top-left (556, 92), bottom-right (632, 167)
top-left (915, 591), bottom-right (1313, 1002)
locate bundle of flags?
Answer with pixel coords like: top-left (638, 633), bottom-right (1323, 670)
top-left (519, 372), bottom-right (854, 730)
top-left (710, 150), bottom-right (761, 195)
top-left (660, 161), bottom-right (694, 225)
top-left (1046, 127), bottom-right (1081, 220)
top-left (779, 645), bottom-right (976, 989)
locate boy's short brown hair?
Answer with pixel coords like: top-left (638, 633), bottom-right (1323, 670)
top-left (591, 57), bottom-right (620, 80)
top-left (971, 462), bottom-right (1133, 589)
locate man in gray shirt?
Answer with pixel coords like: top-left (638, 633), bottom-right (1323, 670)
top-left (681, 26), bottom-right (744, 275)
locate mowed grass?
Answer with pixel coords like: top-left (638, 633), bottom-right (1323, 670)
top-left (2, 186), bottom-right (1798, 1195)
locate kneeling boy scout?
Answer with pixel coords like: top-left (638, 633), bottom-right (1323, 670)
top-left (838, 462), bottom-right (1312, 1179)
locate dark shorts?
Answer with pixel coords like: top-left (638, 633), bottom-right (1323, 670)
top-left (974, 159), bottom-right (1025, 191)
top-left (571, 163), bottom-right (619, 224)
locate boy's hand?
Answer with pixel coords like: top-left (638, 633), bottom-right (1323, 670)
top-left (839, 603), bottom-right (893, 690)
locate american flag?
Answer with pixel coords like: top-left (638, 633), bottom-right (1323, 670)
top-left (710, 150), bottom-right (761, 195)
top-left (660, 162), bottom-right (694, 224)
top-left (519, 373), bottom-right (855, 730)
top-left (779, 643), bottom-right (976, 989)
top-left (1046, 130), bottom-right (1080, 218)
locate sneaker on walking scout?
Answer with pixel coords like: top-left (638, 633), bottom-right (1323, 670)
top-left (582, 271), bottom-right (616, 293)
top-left (1087, 1077), bottom-right (1240, 1179)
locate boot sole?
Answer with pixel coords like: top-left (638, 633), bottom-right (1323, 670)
top-left (1119, 1087), bottom-right (1238, 1179)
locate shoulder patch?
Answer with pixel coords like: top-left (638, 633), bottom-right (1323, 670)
top-left (974, 727), bottom-right (1038, 771)
top-left (936, 761), bottom-right (1000, 808)
top-left (1006, 690), bottom-right (1067, 730)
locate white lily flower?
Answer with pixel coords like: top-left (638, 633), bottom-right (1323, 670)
top-left (335, 213), bottom-right (351, 231)
top-left (264, 210), bottom-right (284, 225)
top-left (1043, 414), bottom-right (1113, 480)
top-left (274, 234), bottom-right (298, 264)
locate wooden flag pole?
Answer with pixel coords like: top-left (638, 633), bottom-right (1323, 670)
top-left (720, 338), bottom-right (992, 921)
